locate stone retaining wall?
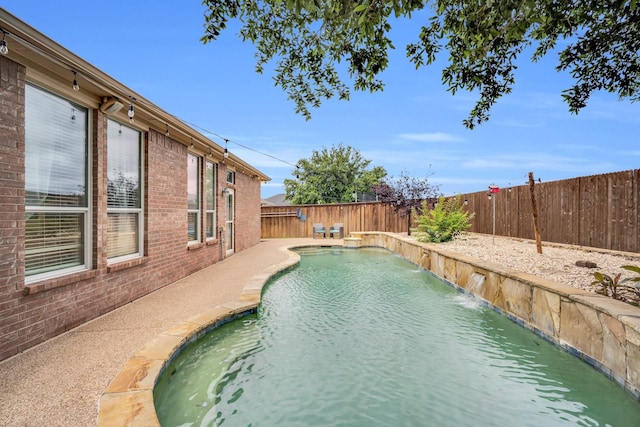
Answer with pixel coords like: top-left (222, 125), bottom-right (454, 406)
top-left (351, 232), bottom-right (640, 400)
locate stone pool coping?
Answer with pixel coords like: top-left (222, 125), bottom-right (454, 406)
top-left (97, 234), bottom-right (640, 426)
top-left (353, 232), bottom-right (640, 399)
top-left (96, 247), bottom-right (303, 426)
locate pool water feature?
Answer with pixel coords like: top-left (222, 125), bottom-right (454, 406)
top-left (154, 247), bottom-right (640, 426)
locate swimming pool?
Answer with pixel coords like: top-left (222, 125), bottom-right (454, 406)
top-left (154, 247), bottom-right (640, 426)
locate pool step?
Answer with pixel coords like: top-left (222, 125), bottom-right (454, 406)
top-left (343, 237), bottom-right (363, 248)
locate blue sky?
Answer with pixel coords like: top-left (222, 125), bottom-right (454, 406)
top-left (4, 1), bottom-right (638, 198)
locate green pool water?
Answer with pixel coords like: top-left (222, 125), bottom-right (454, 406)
top-left (154, 247), bottom-right (640, 426)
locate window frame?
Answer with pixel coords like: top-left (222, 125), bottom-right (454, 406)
top-left (106, 119), bottom-right (144, 263)
top-left (226, 170), bottom-right (235, 185)
top-left (205, 160), bottom-right (217, 241)
top-left (187, 152), bottom-right (201, 244)
top-left (24, 83), bottom-right (92, 283)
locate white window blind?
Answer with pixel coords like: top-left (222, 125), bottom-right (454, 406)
top-left (107, 120), bottom-right (142, 260)
top-left (205, 161), bottom-right (216, 239)
top-left (107, 213), bottom-right (139, 258)
top-left (24, 84), bottom-right (89, 278)
top-left (187, 153), bottom-right (200, 242)
top-left (25, 212), bottom-right (84, 274)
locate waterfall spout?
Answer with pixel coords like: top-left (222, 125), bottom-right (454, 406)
top-left (466, 272), bottom-right (486, 296)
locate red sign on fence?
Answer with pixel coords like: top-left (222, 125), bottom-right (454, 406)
top-left (488, 184), bottom-right (500, 193)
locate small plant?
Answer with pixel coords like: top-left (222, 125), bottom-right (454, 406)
top-left (591, 271), bottom-right (624, 299)
top-left (622, 265), bottom-right (640, 283)
top-left (413, 196), bottom-right (475, 243)
top-left (591, 265), bottom-right (640, 305)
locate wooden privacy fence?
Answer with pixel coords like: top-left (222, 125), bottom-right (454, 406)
top-left (261, 202), bottom-right (409, 238)
top-left (464, 169), bottom-right (639, 253)
top-left (261, 169), bottom-right (639, 253)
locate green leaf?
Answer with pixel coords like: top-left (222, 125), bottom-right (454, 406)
top-left (622, 265), bottom-right (640, 274)
top-left (202, 0), bottom-right (640, 127)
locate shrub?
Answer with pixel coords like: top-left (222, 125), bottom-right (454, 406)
top-left (413, 196), bottom-right (475, 243)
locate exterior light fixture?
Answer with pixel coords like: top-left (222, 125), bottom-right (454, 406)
top-left (165, 124), bottom-right (170, 137)
top-left (127, 99), bottom-right (135, 123)
top-left (72, 71), bottom-right (79, 91)
top-left (71, 71), bottom-right (80, 92)
top-left (0, 31), bottom-right (8, 55)
top-left (223, 139), bottom-right (229, 159)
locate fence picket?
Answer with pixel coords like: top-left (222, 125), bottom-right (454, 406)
top-left (261, 169), bottom-right (639, 253)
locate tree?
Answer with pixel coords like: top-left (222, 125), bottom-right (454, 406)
top-left (283, 144), bottom-right (386, 204)
top-left (371, 170), bottom-right (441, 234)
top-left (202, 0), bottom-right (640, 128)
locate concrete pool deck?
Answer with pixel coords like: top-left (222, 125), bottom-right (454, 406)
top-left (0, 238), bottom-right (339, 427)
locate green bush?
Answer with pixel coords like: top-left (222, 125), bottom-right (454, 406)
top-left (413, 196), bottom-right (475, 243)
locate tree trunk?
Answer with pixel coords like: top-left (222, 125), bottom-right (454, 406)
top-left (528, 172), bottom-right (543, 254)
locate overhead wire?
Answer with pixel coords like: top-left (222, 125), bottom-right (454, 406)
top-left (179, 118), bottom-right (298, 168)
top-left (2, 25), bottom-right (298, 172)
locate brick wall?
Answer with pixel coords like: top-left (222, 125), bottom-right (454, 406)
top-left (0, 55), bottom-right (262, 361)
top-left (0, 56), bottom-right (26, 361)
top-left (233, 167), bottom-right (262, 252)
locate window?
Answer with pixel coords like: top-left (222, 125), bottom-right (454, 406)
top-left (205, 161), bottom-right (217, 239)
top-left (24, 84), bottom-right (90, 280)
top-left (187, 153), bottom-right (201, 242)
top-left (226, 170), bottom-right (235, 184)
top-left (107, 120), bottom-right (143, 260)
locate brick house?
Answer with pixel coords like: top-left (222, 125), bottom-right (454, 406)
top-left (0, 9), bottom-right (269, 361)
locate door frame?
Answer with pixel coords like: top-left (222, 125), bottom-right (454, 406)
top-left (225, 188), bottom-right (234, 256)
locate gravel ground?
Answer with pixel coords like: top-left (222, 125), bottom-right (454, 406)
top-left (429, 233), bottom-right (640, 297)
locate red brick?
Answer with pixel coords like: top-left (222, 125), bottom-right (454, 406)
top-left (0, 56), bottom-right (262, 361)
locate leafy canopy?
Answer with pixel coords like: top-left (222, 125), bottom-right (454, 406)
top-left (202, 0), bottom-right (640, 128)
top-left (283, 144), bottom-right (387, 204)
top-left (371, 170), bottom-right (441, 235)
top-left (371, 170), bottom-right (440, 217)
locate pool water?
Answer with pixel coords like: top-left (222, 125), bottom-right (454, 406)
top-left (154, 247), bottom-right (640, 426)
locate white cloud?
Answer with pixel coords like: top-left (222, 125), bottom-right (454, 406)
top-left (620, 150), bottom-right (640, 157)
top-left (555, 143), bottom-right (599, 151)
top-left (361, 148), bottom-right (465, 170)
top-left (396, 132), bottom-right (464, 142)
top-left (460, 153), bottom-right (616, 173)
